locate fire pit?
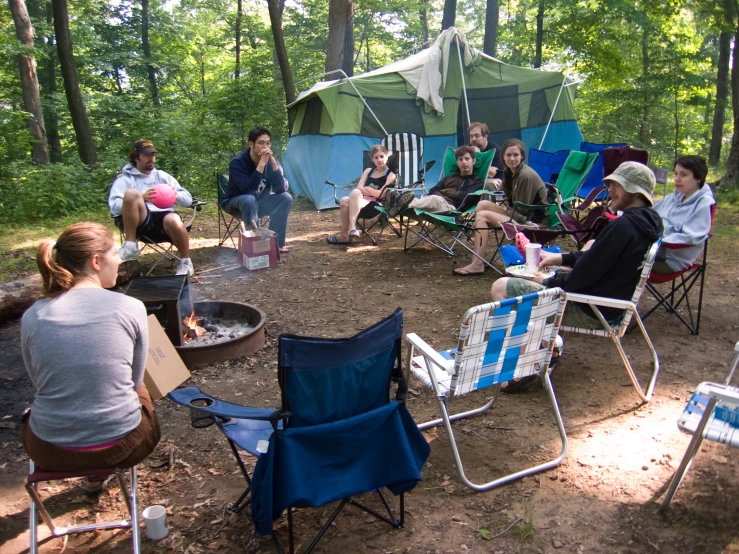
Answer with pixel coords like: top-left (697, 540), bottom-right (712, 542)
top-left (176, 301), bottom-right (265, 370)
top-left (124, 276), bottom-right (265, 370)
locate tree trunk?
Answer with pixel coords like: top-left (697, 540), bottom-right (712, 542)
top-left (325, 0), bottom-right (353, 77)
top-left (52, 0), bottom-right (96, 166)
top-left (235, 0), bottom-right (242, 79)
top-left (0, 274), bottom-right (43, 322)
top-left (419, 0), bottom-right (429, 46)
top-left (40, 0), bottom-right (62, 162)
top-left (709, 30), bottom-right (731, 166)
top-left (716, 16), bottom-right (739, 190)
top-left (441, 0), bottom-right (456, 31)
top-left (9, 0), bottom-right (49, 164)
top-left (267, 0), bottom-right (296, 129)
top-left (141, 0), bottom-right (160, 107)
top-left (638, 25), bottom-right (650, 146)
top-left (534, 0), bottom-right (544, 68)
top-left (483, 0), bottom-right (498, 57)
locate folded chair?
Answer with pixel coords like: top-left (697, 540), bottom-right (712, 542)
top-left (562, 241), bottom-right (662, 402)
top-left (660, 341), bottom-right (739, 511)
top-left (382, 132), bottom-right (426, 189)
top-left (555, 185), bottom-right (611, 249)
top-left (168, 309), bottom-right (430, 554)
top-left (113, 199), bottom-right (206, 276)
top-left (602, 145), bottom-right (650, 177)
top-left (641, 205), bottom-right (717, 335)
top-left (401, 148), bottom-right (498, 269)
top-left (26, 461), bottom-right (140, 553)
top-left (405, 288), bottom-right (568, 491)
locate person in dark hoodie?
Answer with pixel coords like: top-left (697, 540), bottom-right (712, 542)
top-left (385, 145), bottom-right (484, 217)
top-left (224, 127), bottom-right (293, 252)
top-left (491, 161), bottom-right (663, 329)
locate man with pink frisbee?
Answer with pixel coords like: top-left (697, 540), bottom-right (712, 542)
top-left (108, 139), bottom-right (196, 276)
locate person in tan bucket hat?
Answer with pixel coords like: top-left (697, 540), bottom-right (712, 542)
top-left (488, 161), bottom-right (664, 392)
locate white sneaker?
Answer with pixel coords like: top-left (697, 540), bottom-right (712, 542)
top-left (176, 258), bottom-right (194, 276)
top-left (116, 242), bottom-right (140, 262)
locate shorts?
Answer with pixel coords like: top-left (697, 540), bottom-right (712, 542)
top-left (505, 278), bottom-right (603, 330)
top-left (116, 209), bottom-right (172, 243)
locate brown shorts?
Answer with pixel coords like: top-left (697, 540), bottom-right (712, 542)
top-left (22, 386), bottom-right (161, 472)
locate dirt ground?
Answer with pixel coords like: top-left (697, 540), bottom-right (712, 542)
top-left (1, 199), bottom-right (738, 554)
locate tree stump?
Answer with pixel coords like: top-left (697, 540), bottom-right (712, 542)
top-left (0, 274), bottom-right (43, 322)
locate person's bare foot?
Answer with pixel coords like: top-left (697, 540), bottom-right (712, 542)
top-left (453, 262), bottom-right (485, 276)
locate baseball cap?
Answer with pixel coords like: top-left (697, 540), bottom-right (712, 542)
top-left (132, 139), bottom-right (158, 156)
top-left (603, 162), bottom-right (655, 205)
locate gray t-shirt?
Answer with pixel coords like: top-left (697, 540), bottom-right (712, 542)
top-left (21, 288), bottom-right (149, 447)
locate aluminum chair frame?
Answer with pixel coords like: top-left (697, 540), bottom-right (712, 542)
top-left (660, 341), bottom-right (739, 511)
top-left (26, 461), bottom-right (140, 554)
top-left (217, 172), bottom-right (270, 248)
top-left (405, 288), bottom-right (568, 491)
top-left (561, 241), bottom-right (661, 403)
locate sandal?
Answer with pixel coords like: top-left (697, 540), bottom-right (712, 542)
top-left (82, 476), bottom-right (111, 494)
top-left (453, 266), bottom-right (485, 277)
top-left (326, 234), bottom-right (351, 246)
top-left (279, 246), bottom-right (289, 254)
top-left (349, 229), bottom-right (361, 239)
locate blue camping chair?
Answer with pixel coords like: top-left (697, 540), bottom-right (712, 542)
top-left (579, 141), bottom-right (627, 199)
top-left (168, 309), bottom-right (430, 554)
top-left (528, 148), bottom-right (570, 184)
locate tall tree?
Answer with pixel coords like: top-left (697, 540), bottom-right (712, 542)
top-left (534, 0), bottom-right (544, 68)
top-left (235, 0), bottom-right (242, 79)
top-left (717, 13), bottom-right (739, 189)
top-left (141, 0), bottom-right (160, 107)
top-left (638, 23), bottom-right (650, 145)
top-left (441, 0), bottom-right (456, 31)
top-left (483, 0), bottom-right (498, 57)
top-left (52, 0), bottom-right (96, 166)
top-left (9, 0), bottom-right (49, 164)
top-left (267, 0), bottom-right (296, 108)
top-left (325, 0), bottom-right (354, 77)
top-left (709, 1), bottom-right (735, 166)
top-left (419, 0), bottom-right (429, 47)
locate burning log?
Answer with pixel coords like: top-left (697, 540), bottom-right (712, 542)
top-left (0, 274), bottom-right (43, 322)
top-left (183, 311), bottom-right (206, 341)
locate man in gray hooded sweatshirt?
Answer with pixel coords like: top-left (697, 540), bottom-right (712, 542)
top-left (109, 139), bottom-right (195, 276)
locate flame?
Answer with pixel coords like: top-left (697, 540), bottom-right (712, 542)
top-left (183, 311), bottom-right (206, 339)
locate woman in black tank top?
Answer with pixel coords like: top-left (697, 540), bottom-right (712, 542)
top-left (327, 145), bottom-right (396, 245)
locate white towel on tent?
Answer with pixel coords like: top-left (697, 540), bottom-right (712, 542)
top-left (399, 27), bottom-right (480, 115)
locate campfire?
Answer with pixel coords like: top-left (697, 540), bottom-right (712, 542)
top-left (180, 310), bottom-right (255, 347)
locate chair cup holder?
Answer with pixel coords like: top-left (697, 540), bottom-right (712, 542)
top-left (189, 398), bottom-right (216, 429)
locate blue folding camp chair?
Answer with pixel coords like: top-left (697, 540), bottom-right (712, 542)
top-left (168, 309), bottom-right (430, 554)
top-left (405, 288), bottom-right (568, 491)
top-left (528, 148), bottom-right (570, 184)
top-left (579, 141), bottom-right (627, 199)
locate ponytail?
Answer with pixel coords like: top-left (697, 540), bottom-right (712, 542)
top-left (36, 223), bottom-right (114, 297)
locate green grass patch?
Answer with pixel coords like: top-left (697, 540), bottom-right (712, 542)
top-left (0, 209), bottom-right (116, 282)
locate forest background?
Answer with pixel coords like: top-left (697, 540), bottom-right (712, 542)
top-left (1, 0), bottom-right (738, 225)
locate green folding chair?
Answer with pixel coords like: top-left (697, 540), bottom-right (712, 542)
top-left (401, 148), bottom-right (502, 273)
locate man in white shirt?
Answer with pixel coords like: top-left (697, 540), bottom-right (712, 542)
top-left (108, 139), bottom-right (195, 276)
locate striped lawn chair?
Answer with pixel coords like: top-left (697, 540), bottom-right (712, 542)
top-left (660, 341), bottom-right (739, 511)
top-left (381, 133), bottom-right (425, 189)
top-left (562, 241), bottom-right (661, 402)
top-left (405, 288), bottom-right (568, 491)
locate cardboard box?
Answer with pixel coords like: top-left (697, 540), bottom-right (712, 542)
top-left (144, 314), bottom-right (191, 400)
top-left (238, 229), bottom-right (279, 271)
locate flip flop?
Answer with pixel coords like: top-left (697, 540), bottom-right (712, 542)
top-left (279, 246), bottom-right (289, 254)
top-left (453, 266), bottom-right (485, 276)
top-left (349, 229), bottom-right (361, 239)
top-left (326, 234), bottom-right (351, 245)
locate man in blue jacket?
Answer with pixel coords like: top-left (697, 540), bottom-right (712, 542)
top-left (224, 128), bottom-right (293, 252)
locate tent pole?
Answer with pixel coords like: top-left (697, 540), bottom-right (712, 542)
top-left (294, 69), bottom-right (388, 137)
top-left (538, 67), bottom-right (569, 150)
top-left (456, 38), bottom-right (471, 129)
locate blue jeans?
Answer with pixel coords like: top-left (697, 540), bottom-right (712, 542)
top-left (223, 192), bottom-right (293, 247)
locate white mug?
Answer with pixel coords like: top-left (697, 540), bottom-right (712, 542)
top-left (525, 243), bottom-right (542, 273)
top-left (142, 505), bottom-right (169, 541)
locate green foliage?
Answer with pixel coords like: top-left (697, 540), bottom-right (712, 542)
top-left (0, 0), bottom-right (736, 226)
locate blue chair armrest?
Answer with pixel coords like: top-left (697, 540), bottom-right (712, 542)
top-left (168, 386), bottom-right (282, 421)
